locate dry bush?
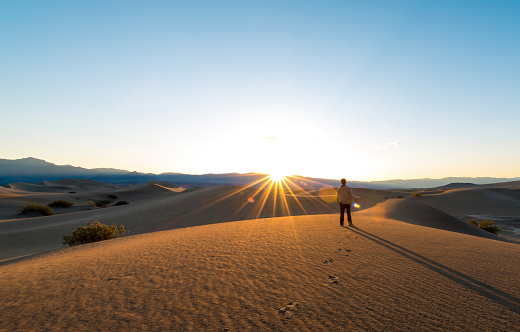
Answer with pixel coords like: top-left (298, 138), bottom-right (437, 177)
top-left (48, 200), bottom-right (74, 208)
top-left (468, 220), bottom-right (499, 234)
top-left (63, 221), bottom-right (126, 246)
top-left (18, 203), bottom-right (53, 216)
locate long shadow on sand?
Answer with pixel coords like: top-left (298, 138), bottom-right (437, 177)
top-left (347, 227), bottom-right (520, 315)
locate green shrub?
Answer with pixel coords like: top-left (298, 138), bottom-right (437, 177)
top-left (108, 194), bottom-right (118, 199)
top-left (48, 200), bottom-right (74, 208)
top-left (411, 192), bottom-right (422, 197)
top-left (63, 221), bottom-right (126, 246)
top-left (114, 201), bottom-right (129, 206)
top-left (468, 220), bottom-right (499, 234)
top-left (18, 203), bottom-right (54, 216)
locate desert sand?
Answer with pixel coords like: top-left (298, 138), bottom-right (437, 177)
top-left (1, 179), bottom-right (519, 331)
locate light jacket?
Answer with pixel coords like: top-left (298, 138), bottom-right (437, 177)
top-left (337, 185), bottom-right (354, 204)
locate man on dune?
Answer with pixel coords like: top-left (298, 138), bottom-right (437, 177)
top-left (337, 178), bottom-right (354, 227)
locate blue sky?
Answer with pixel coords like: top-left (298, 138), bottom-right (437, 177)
top-left (1, 1), bottom-right (519, 180)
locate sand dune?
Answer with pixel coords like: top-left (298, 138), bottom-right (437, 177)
top-left (0, 185), bottom-right (338, 262)
top-left (5, 178), bottom-right (119, 193)
top-left (1, 180), bottom-right (519, 330)
top-left (1, 210), bottom-right (519, 331)
top-left (414, 187), bottom-right (520, 218)
top-left (2, 180), bottom-right (518, 262)
top-left (374, 199), bottom-right (497, 239)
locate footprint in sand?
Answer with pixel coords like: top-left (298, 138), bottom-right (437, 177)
top-left (326, 275), bottom-right (339, 285)
top-left (278, 301), bottom-right (299, 318)
top-left (338, 248), bottom-right (352, 256)
top-left (106, 275), bottom-right (133, 281)
top-left (324, 259), bottom-right (333, 264)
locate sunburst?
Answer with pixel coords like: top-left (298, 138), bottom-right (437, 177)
top-left (269, 173), bottom-right (286, 182)
top-left (164, 172), bottom-right (338, 227)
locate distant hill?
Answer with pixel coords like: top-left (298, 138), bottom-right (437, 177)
top-left (434, 183), bottom-right (479, 190)
top-left (1, 157), bottom-right (519, 189)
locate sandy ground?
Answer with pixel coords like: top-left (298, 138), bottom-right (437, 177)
top-left (1, 205), bottom-right (519, 331)
top-left (1, 180), bottom-right (519, 331)
top-left (0, 181), bottom-right (395, 262)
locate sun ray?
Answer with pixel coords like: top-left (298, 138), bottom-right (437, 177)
top-left (255, 178), bottom-right (276, 219)
top-left (162, 175), bottom-right (272, 228)
top-left (278, 179), bottom-right (291, 217)
top-left (289, 175), bottom-right (332, 188)
top-left (228, 176), bottom-right (273, 220)
top-left (283, 176), bottom-right (336, 212)
top-left (160, 171), bottom-right (339, 231)
top-left (280, 178), bottom-right (306, 215)
top-left (272, 178), bottom-right (279, 217)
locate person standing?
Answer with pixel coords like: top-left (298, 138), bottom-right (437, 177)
top-left (337, 178), bottom-right (354, 226)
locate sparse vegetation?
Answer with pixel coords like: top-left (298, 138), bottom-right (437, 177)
top-left (48, 200), bottom-right (74, 208)
top-left (87, 199), bottom-right (113, 208)
top-left (68, 191), bottom-right (76, 194)
top-left (468, 220), bottom-right (499, 234)
top-left (94, 200), bottom-right (113, 207)
top-left (411, 192), bottom-right (422, 197)
top-left (62, 221), bottom-right (126, 246)
top-left (18, 203), bottom-right (54, 216)
top-left (108, 194), bottom-right (118, 199)
top-left (114, 201), bottom-right (129, 206)
top-left (397, 195), bottom-right (404, 198)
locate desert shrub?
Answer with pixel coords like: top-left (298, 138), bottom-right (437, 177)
top-left (62, 221), bottom-right (126, 246)
top-left (397, 195), bottom-right (403, 198)
top-left (68, 191), bottom-right (76, 194)
top-left (18, 203), bottom-right (53, 216)
top-left (48, 200), bottom-right (74, 208)
top-left (87, 199), bottom-right (113, 208)
top-left (108, 194), bottom-right (118, 199)
top-left (114, 201), bottom-right (129, 206)
top-left (94, 200), bottom-right (113, 207)
top-left (411, 192), bottom-right (422, 197)
top-left (468, 220), bottom-right (499, 234)
top-left (477, 220), bottom-right (499, 234)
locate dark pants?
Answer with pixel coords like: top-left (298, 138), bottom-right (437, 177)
top-left (339, 203), bottom-right (352, 226)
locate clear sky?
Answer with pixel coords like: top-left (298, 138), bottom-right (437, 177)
top-left (1, 0), bottom-right (519, 181)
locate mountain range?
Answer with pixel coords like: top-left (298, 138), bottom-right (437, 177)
top-left (1, 157), bottom-right (519, 189)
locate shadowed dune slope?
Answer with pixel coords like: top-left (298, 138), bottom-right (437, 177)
top-left (1, 214), bottom-right (519, 331)
top-left (416, 188), bottom-right (520, 218)
top-left (5, 179), bottom-right (119, 193)
top-left (480, 180), bottom-right (520, 189)
top-left (367, 199), bottom-right (497, 239)
top-left (107, 181), bottom-right (182, 201)
top-left (0, 182), bottom-right (180, 222)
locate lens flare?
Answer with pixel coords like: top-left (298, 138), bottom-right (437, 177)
top-left (353, 203), bottom-right (360, 209)
top-left (248, 197), bottom-right (255, 203)
top-left (318, 186), bottom-right (337, 203)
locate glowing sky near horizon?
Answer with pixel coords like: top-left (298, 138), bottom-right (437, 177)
top-left (1, 1), bottom-right (519, 181)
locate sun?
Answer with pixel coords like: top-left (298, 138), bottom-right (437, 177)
top-left (269, 173), bottom-right (286, 182)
